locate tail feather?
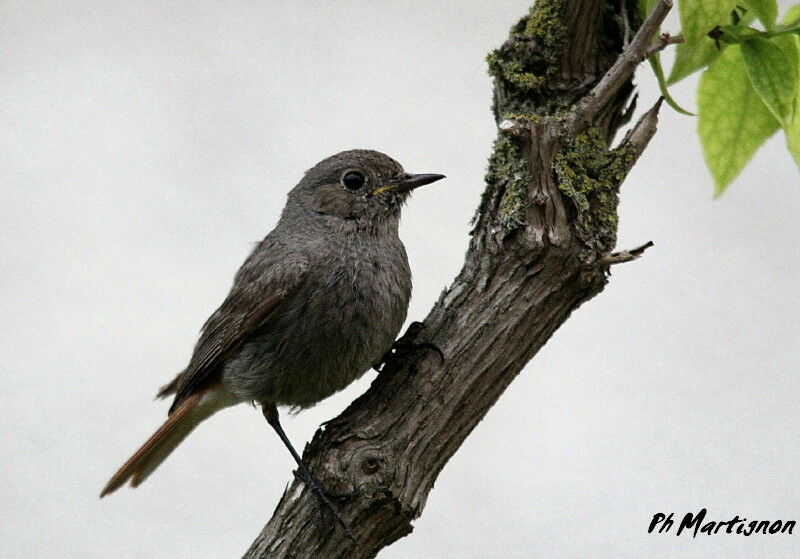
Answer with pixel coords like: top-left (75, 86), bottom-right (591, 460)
top-left (100, 388), bottom-right (231, 497)
top-left (156, 373), bottom-right (182, 400)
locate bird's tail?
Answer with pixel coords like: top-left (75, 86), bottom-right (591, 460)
top-left (100, 387), bottom-right (235, 497)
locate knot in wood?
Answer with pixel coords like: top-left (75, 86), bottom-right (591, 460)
top-left (360, 456), bottom-right (382, 475)
top-left (348, 446), bottom-right (392, 492)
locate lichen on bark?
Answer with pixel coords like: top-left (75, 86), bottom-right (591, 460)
top-left (483, 0), bottom-right (637, 252)
top-left (487, 0), bottom-right (569, 116)
top-left (481, 134), bottom-right (533, 229)
top-left (554, 128), bottom-right (635, 252)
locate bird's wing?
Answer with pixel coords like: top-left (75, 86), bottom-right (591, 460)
top-left (160, 245), bottom-right (308, 414)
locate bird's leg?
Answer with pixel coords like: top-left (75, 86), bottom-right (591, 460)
top-left (373, 321), bottom-right (445, 372)
top-left (261, 403), bottom-right (354, 540)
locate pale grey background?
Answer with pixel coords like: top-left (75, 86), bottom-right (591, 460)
top-left (1, 1), bottom-right (798, 558)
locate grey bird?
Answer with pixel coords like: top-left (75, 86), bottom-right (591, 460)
top-left (100, 150), bottom-right (444, 519)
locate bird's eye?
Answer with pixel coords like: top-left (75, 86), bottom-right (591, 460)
top-left (341, 171), bottom-right (366, 190)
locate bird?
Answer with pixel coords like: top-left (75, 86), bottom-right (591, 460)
top-left (100, 149), bottom-right (445, 526)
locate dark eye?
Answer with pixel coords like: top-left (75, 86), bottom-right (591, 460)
top-left (341, 171), bottom-right (366, 190)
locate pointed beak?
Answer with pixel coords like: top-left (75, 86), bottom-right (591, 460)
top-left (370, 173), bottom-right (446, 196)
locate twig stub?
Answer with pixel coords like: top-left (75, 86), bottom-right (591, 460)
top-left (600, 241), bottom-right (655, 267)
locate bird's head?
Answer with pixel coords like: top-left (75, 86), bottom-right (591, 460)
top-left (289, 150), bottom-right (445, 224)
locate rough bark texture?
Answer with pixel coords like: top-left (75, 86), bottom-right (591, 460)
top-left (245, 0), bottom-right (667, 556)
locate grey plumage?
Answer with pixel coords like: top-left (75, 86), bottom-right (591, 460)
top-left (101, 149), bottom-right (444, 496)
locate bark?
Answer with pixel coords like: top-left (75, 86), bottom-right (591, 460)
top-left (245, 0), bottom-right (669, 557)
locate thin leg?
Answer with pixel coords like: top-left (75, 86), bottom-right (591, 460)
top-left (262, 403), bottom-right (353, 539)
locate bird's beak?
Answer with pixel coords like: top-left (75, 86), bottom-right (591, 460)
top-left (370, 173), bottom-right (446, 196)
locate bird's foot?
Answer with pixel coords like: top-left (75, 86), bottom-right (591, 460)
top-left (294, 467), bottom-right (355, 541)
top-left (373, 321), bottom-right (445, 372)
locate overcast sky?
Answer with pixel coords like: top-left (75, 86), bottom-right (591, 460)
top-left (2, 1), bottom-right (798, 558)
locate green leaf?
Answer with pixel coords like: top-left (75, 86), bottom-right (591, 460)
top-left (785, 86), bottom-right (800, 167)
top-left (741, 0), bottom-right (778, 29)
top-left (783, 66), bottom-right (800, 167)
top-left (773, 34), bottom-right (800, 76)
top-left (649, 53), bottom-right (695, 115)
top-left (712, 23), bottom-right (762, 45)
top-left (782, 6), bottom-right (800, 166)
top-left (741, 37), bottom-right (798, 124)
top-left (669, 0), bottom-right (738, 84)
top-left (698, 45), bottom-right (781, 194)
top-left (783, 4), bottom-right (800, 28)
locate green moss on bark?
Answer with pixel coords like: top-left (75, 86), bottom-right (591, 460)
top-left (487, 0), bottom-right (568, 116)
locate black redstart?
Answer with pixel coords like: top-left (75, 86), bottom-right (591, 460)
top-left (101, 150), bottom-right (444, 526)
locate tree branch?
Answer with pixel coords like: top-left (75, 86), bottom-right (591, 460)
top-left (619, 96), bottom-right (664, 162)
top-left (600, 241), bottom-right (655, 266)
top-left (245, 1), bottom-right (667, 556)
top-left (644, 32), bottom-right (684, 58)
top-left (566, 0), bottom-right (672, 135)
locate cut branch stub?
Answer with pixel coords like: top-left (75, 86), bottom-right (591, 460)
top-left (245, 1), bottom-right (668, 557)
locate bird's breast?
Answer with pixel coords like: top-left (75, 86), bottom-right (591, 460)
top-left (224, 230), bottom-right (411, 408)
top-left (298, 232), bottom-right (411, 365)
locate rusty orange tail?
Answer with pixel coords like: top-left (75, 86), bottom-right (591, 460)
top-left (100, 388), bottom-right (232, 497)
